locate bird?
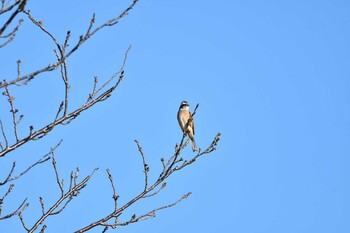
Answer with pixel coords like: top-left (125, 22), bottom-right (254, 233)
top-left (177, 101), bottom-right (198, 151)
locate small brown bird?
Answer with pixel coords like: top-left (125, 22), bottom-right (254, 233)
top-left (177, 101), bottom-right (198, 151)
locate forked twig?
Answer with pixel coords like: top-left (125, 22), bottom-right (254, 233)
top-left (0, 140), bottom-right (62, 186)
top-left (74, 129), bottom-right (221, 232)
top-left (0, 0), bottom-right (138, 88)
top-left (0, 47), bottom-right (130, 158)
top-left (134, 140), bottom-right (149, 191)
top-left (18, 151), bottom-right (98, 233)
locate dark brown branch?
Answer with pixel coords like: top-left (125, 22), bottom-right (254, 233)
top-left (0, 18), bottom-right (23, 48)
top-left (0, 0), bottom-right (26, 37)
top-left (0, 0), bottom-right (21, 15)
top-left (39, 225), bottom-right (47, 233)
top-left (0, 162), bottom-right (15, 186)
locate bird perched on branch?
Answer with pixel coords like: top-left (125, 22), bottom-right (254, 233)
top-left (177, 101), bottom-right (198, 152)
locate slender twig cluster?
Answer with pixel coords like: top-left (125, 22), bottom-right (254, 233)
top-left (17, 146), bottom-right (98, 233)
top-left (0, 0), bottom-right (139, 228)
top-left (0, 140), bottom-right (61, 221)
top-left (0, 0), bottom-right (26, 48)
top-left (74, 107), bottom-right (221, 232)
top-left (0, 0), bottom-right (135, 157)
top-left (0, 0), bottom-right (138, 88)
top-left (0, 48), bottom-right (128, 158)
top-left (0, 1), bottom-right (222, 232)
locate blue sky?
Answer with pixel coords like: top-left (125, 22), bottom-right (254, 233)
top-left (1, 1), bottom-right (350, 232)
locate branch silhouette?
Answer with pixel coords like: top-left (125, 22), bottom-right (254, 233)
top-left (0, 0), bottom-right (138, 88)
top-left (74, 106), bottom-right (221, 232)
top-left (0, 1), bottom-right (222, 232)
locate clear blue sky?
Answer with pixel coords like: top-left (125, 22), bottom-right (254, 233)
top-left (1, 1), bottom-right (350, 232)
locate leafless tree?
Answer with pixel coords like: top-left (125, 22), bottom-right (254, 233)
top-left (0, 0), bottom-right (221, 232)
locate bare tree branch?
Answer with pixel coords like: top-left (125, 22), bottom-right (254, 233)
top-left (104, 192), bottom-right (192, 228)
top-left (0, 140), bottom-right (62, 186)
top-left (9, 142), bottom-right (60, 182)
top-left (18, 149), bottom-right (98, 233)
top-left (0, 0), bottom-right (26, 47)
top-left (0, 140), bottom-right (62, 223)
top-left (0, 1), bottom-right (21, 15)
top-left (75, 127), bottom-right (221, 232)
top-left (51, 153), bottom-right (64, 196)
top-left (0, 120), bottom-right (8, 149)
top-left (134, 140), bottom-right (149, 191)
top-left (3, 84), bottom-right (21, 142)
top-left (0, 197), bottom-right (27, 221)
top-left (106, 169), bottom-right (119, 211)
top-left (18, 202), bottom-right (30, 231)
top-left (0, 46), bottom-right (130, 158)
top-left (0, 18), bottom-right (23, 48)
top-left (0, 2), bottom-right (222, 232)
top-left (0, 0), bottom-right (138, 88)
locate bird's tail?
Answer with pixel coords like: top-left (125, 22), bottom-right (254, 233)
top-left (189, 137), bottom-right (198, 152)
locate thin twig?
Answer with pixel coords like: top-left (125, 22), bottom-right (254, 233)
top-left (19, 167), bottom-right (98, 233)
top-left (0, 19), bottom-right (23, 48)
top-left (75, 129), bottom-right (221, 233)
top-left (0, 0), bottom-right (26, 41)
top-left (117, 192), bottom-right (192, 227)
top-left (0, 140), bottom-right (62, 185)
top-left (106, 169), bottom-right (118, 210)
top-left (0, 120), bottom-right (8, 149)
top-left (0, 0), bottom-right (138, 88)
top-left (52, 153), bottom-right (64, 196)
top-left (0, 198), bottom-right (27, 220)
top-left (87, 45), bottom-right (130, 103)
top-left (0, 47), bottom-right (130, 158)
top-left (134, 140), bottom-right (149, 191)
top-left (0, 162), bottom-right (15, 185)
top-left (0, 0), bottom-right (20, 15)
top-left (16, 60), bottom-right (21, 79)
top-left (3, 85), bottom-right (20, 142)
top-left (143, 182), bottom-right (167, 198)
top-left (39, 197), bottom-right (45, 215)
top-left (8, 153), bottom-right (51, 182)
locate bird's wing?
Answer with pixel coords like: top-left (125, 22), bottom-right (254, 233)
top-left (190, 113), bottom-right (195, 135)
